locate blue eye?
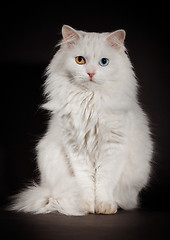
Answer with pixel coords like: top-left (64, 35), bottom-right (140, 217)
top-left (99, 58), bottom-right (109, 66)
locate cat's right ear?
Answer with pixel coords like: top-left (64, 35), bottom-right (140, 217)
top-left (106, 30), bottom-right (126, 50)
top-left (62, 25), bottom-right (80, 46)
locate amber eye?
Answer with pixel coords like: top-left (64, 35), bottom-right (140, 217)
top-left (75, 56), bottom-right (86, 65)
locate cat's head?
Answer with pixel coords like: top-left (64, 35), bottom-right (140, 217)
top-left (48, 25), bottom-right (130, 90)
top-left (44, 26), bottom-right (137, 110)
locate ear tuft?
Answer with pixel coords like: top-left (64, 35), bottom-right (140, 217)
top-left (106, 30), bottom-right (126, 49)
top-left (62, 25), bottom-right (80, 46)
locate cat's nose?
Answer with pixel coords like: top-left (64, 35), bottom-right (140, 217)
top-left (87, 72), bottom-right (95, 79)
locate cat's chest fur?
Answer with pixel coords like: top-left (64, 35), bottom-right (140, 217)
top-left (60, 90), bottom-right (126, 158)
top-left (60, 91), bottom-right (99, 154)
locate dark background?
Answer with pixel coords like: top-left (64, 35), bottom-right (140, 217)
top-left (0, 3), bottom-right (170, 211)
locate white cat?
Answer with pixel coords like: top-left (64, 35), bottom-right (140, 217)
top-left (10, 25), bottom-right (153, 215)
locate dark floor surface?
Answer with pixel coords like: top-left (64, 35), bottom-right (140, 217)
top-left (1, 208), bottom-right (169, 240)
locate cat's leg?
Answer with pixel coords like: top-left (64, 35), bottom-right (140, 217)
top-left (97, 113), bottom-right (153, 213)
top-left (95, 142), bottom-right (127, 214)
top-left (114, 110), bottom-right (153, 210)
top-left (67, 149), bottom-right (96, 213)
top-left (115, 135), bottom-right (152, 210)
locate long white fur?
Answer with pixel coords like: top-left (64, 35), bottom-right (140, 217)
top-left (9, 25), bottom-right (153, 215)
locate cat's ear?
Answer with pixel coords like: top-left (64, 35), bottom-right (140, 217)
top-left (106, 30), bottom-right (126, 50)
top-left (62, 25), bottom-right (80, 46)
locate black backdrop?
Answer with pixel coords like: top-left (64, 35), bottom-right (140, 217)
top-left (0, 3), bottom-right (170, 210)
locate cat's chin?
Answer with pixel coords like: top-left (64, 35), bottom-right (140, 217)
top-left (79, 81), bottom-right (98, 90)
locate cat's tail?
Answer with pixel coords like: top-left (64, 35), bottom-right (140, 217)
top-left (8, 182), bottom-right (86, 216)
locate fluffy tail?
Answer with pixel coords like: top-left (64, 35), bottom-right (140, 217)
top-left (8, 183), bottom-right (86, 216)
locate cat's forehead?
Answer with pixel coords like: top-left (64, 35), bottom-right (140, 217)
top-left (75, 31), bottom-right (109, 55)
top-left (78, 31), bottom-right (108, 44)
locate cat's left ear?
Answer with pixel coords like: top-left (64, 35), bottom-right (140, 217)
top-left (106, 30), bottom-right (126, 50)
top-left (62, 25), bottom-right (80, 46)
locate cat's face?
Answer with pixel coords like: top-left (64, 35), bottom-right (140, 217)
top-left (58, 25), bottom-right (126, 89)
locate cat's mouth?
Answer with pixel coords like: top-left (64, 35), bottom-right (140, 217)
top-left (79, 77), bottom-right (98, 87)
top-left (88, 77), bottom-right (96, 83)
top-left (89, 78), bottom-right (95, 82)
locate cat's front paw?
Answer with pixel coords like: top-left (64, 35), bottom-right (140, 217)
top-left (83, 199), bottom-right (95, 214)
top-left (82, 193), bottom-right (95, 214)
top-left (95, 200), bottom-right (118, 214)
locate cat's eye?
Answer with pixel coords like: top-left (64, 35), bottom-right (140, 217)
top-left (75, 56), bottom-right (86, 65)
top-left (99, 58), bottom-right (109, 67)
